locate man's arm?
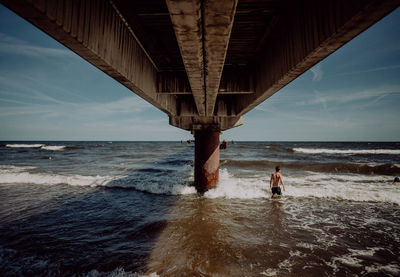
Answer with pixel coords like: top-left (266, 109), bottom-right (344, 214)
top-left (279, 174), bottom-right (286, 191)
top-left (270, 174), bottom-right (273, 189)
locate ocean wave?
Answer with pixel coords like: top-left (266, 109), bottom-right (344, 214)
top-left (205, 169), bottom-right (267, 199)
top-left (108, 178), bottom-right (196, 195)
top-left (41, 145), bottom-right (66, 151)
top-left (0, 166), bottom-right (117, 187)
top-left (2, 166), bottom-right (399, 204)
top-left (6, 144), bottom-right (44, 148)
top-left (267, 144), bottom-right (294, 153)
top-left (0, 165), bottom-right (196, 195)
top-left (0, 248), bottom-right (157, 277)
top-left (86, 267), bottom-right (159, 277)
top-left (293, 148), bottom-right (400, 155)
top-left (222, 159), bottom-right (400, 175)
top-left (6, 144), bottom-right (66, 151)
top-left (204, 169), bottom-right (400, 204)
top-left (0, 165), bottom-right (37, 173)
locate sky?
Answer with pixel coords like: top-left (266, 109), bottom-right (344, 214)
top-left (0, 5), bottom-right (399, 141)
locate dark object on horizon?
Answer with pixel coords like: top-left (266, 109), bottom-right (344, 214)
top-left (232, 140), bottom-right (234, 144)
top-left (220, 140), bottom-right (227, 150)
top-left (187, 139), bottom-right (192, 144)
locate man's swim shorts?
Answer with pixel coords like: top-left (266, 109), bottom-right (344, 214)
top-left (271, 187), bottom-right (281, 195)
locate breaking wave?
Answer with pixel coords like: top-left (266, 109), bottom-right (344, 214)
top-left (85, 267), bottom-right (159, 277)
top-left (0, 165), bottom-right (117, 187)
top-left (1, 165), bottom-right (399, 204)
top-left (221, 159), bottom-right (400, 175)
top-left (205, 169), bottom-right (400, 204)
top-left (6, 144), bottom-right (44, 148)
top-left (293, 148), bottom-right (400, 155)
top-left (6, 144), bottom-right (66, 151)
top-left (0, 165), bottom-right (196, 195)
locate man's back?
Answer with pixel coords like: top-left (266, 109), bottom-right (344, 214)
top-left (270, 167), bottom-right (285, 197)
top-left (271, 172), bottom-right (282, 188)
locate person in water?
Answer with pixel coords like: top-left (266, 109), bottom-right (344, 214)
top-left (270, 166), bottom-right (286, 197)
top-left (393, 177), bottom-right (400, 185)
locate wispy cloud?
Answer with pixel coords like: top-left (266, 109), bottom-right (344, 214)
top-left (295, 85), bottom-right (400, 107)
top-left (313, 89), bottom-right (327, 110)
top-left (0, 94), bottom-right (153, 118)
top-left (310, 63), bottom-right (323, 81)
top-left (338, 64), bottom-right (400, 76)
top-left (85, 96), bottom-right (152, 115)
top-left (0, 33), bottom-right (73, 57)
top-left (0, 76), bottom-right (76, 106)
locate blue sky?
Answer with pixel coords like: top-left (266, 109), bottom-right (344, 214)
top-left (0, 5), bottom-right (399, 141)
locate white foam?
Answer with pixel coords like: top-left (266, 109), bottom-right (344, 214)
top-left (0, 171), bottom-right (116, 187)
top-left (0, 165), bottom-right (197, 195)
top-left (86, 267), bottom-right (159, 277)
top-left (293, 148), bottom-right (400, 155)
top-left (260, 268), bottom-right (278, 276)
top-left (203, 169), bottom-right (400, 204)
top-left (0, 165), bottom-right (37, 173)
top-left (0, 165), bottom-right (117, 187)
top-left (296, 242), bottom-right (317, 250)
top-left (328, 248), bottom-right (383, 271)
top-left (1, 165), bottom-right (398, 202)
top-left (284, 173), bottom-right (400, 204)
top-left (204, 169), bottom-right (269, 199)
top-left (40, 145), bottom-right (66, 151)
top-left (5, 144), bottom-right (66, 151)
top-left (125, 179), bottom-right (196, 195)
top-left (364, 263), bottom-right (400, 275)
top-left (6, 144), bottom-right (44, 148)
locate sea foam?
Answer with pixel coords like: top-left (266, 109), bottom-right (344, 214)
top-left (1, 165), bottom-right (399, 204)
top-left (6, 144), bottom-right (66, 151)
top-left (293, 148), bottom-right (400, 155)
top-left (40, 145), bottom-right (66, 151)
top-left (6, 144), bottom-right (44, 148)
top-left (0, 165), bottom-right (117, 187)
top-left (86, 267), bottom-right (159, 277)
top-left (205, 169), bottom-right (400, 204)
top-left (0, 164), bottom-right (196, 195)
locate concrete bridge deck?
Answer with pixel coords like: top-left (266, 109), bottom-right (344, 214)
top-left (1, 0), bottom-right (399, 191)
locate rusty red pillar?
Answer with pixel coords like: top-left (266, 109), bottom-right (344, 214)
top-left (194, 130), bottom-right (220, 193)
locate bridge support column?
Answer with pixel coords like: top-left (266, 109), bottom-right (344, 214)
top-left (194, 130), bottom-right (220, 193)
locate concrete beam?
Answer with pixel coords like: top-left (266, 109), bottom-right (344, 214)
top-left (169, 115), bottom-right (243, 131)
top-left (166, 0), bottom-right (205, 116)
top-left (1, 0), bottom-right (177, 116)
top-left (203, 0), bottom-right (237, 116)
top-left (234, 0), bottom-right (400, 116)
top-left (159, 91), bottom-right (254, 95)
top-left (166, 0), bottom-right (237, 117)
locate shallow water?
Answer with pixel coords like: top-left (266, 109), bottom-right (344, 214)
top-left (0, 141), bottom-right (399, 276)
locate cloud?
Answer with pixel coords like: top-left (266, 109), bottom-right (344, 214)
top-left (0, 33), bottom-right (73, 57)
top-left (310, 63), bottom-right (323, 81)
top-left (313, 89), bottom-right (327, 110)
top-left (0, 94), bottom-right (153, 118)
top-left (295, 85), bottom-right (400, 107)
top-left (338, 64), bottom-right (400, 76)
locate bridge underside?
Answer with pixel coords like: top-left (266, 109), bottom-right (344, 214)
top-left (2, 0), bottom-right (399, 131)
top-left (2, 0), bottom-right (399, 191)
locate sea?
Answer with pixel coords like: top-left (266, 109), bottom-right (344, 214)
top-left (0, 141), bottom-right (399, 277)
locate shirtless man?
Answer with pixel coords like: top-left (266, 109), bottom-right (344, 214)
top-left (270, 166), bottom-right (285, 197)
